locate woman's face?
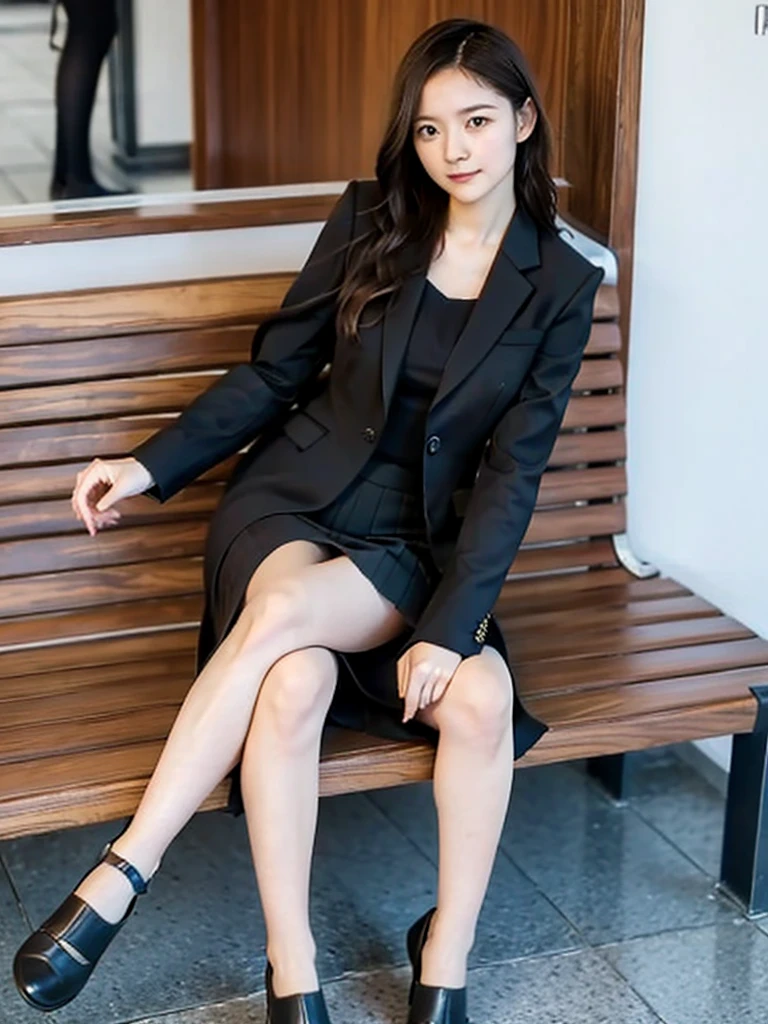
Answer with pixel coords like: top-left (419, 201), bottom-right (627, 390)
top-left (412, 67), bottom-right (535, 206)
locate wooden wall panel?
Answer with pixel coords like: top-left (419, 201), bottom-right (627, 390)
top-left (189, 0), bottom-right (645, 355)
top-left (190, 0), bottom-right (570, 188)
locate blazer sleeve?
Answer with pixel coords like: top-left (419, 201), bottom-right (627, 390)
top-left (130, 179), bottom-right (359, 503)
top-left (406, 265), bottom-right (605, 659)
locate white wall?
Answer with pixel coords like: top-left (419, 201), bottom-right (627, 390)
top-left (134, 0), bottom-right (192, 146)
top-left (628, 0), bottom-right (768, 773)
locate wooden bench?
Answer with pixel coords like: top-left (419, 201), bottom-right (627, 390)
top-left (2, 267), bottom-right (767, 916)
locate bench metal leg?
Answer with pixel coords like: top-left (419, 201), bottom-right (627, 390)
top-left (587, 753), bottom-right (631, 802)
top-left (719, 685), bottom-right (768, 917)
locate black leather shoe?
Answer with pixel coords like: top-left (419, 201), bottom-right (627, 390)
top-left (13, 824), bottom-right (156, 1012)
top-left (265, 960), bottom-right (332, 1023)
top-left (406, 908), bottom-right (468, 1024)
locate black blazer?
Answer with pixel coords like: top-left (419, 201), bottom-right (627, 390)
top-left (132, 178), bottom-right (605, 661)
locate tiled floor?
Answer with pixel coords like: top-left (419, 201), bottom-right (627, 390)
top-left (0, 1), bottom-right (191, 206)
top-left (1, 746), bottom-right (765, 1023)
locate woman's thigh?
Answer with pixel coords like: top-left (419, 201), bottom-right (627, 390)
top-left (241, 539), bottom-right (410, 655)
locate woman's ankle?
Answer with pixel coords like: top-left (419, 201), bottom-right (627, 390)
top-left (267, 940), bottom-right (319, 997)
top-left (109, 832), bottom-right (163, 884)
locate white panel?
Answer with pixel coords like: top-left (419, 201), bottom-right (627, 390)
top-left (627, 1), bottom-right (768, 773)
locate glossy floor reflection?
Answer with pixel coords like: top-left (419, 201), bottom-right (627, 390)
top-left (0, 2), bottom-right (191, 206)
top-left (1, 744), bottom-right (765, 1023)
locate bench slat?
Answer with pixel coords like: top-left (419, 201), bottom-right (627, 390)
top-left (0, 595), bottom-right (203, 651)
top-left (0, 416), bottom-right (626, 469)
top-left (0, 521), bottom-right (207, 579)
top-left (0, 459), bottom-right (234, 504)
top-left (0, 279), bottom-right (619, 346)
top-left (497, 573), bottom-right (688, 609)
top-left (523, 698), bottom-right (757, 764)
top-left (0, 628), bottom-right (196, 680)
top-left (0, 558), bottom-right (203, 618)
top-left (0, 656), bottom-right (198, 703)
top-left (0, 378), bottom-right (624, 430)
top-left (0, 275), bottom-right (294, 345)
top-left (511, 614), bottom-right (754, 663)
top-left (509, 538), bottom-right (619, 574)
top-left (1, 327), bottom-right (253, 386)
top-left (529, 664), bottom-right (768, 726)
top-left (0, 676), bottom-right (191, 741)
top-left (0, 487), bottom-right (222, 539)
top-left (0, 470), bottom-right (627, 540)
top-left (515, 636), bottom-right (768, 696)
top-left (498, 594), bottom-right (720, 634)
top-left (0, 506), bottom-right (619, 584)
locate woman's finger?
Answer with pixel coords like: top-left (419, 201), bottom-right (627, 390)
top-left (403, 666), bottom-right (432, 722)
top-left (74, 463), bottom-right (111, 536)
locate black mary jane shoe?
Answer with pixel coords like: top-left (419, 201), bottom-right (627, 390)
top-left (13, 825), bottom-right (156, 1013)
top-left (406, 908), bottom-right (468, 1024)
top-left (265, 961), bottom-right (332, 1024)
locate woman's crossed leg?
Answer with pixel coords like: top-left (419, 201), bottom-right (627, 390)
top-left (73, 540), bottom-right (407, 929)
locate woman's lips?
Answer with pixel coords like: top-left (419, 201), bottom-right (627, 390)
top-left (447, 170), bottom-right (479, 182)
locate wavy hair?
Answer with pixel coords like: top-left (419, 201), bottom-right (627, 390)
top-left (336, 17), bottom-right (558, 344)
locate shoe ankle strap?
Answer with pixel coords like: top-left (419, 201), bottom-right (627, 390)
top-left (99, 845), bottom-right (150, 895)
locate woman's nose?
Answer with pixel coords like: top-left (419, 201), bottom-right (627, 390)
top-left (444, 132), bottom-right (469, 164)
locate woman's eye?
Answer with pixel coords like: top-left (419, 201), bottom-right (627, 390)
top-left (415, 117), bottom-right (488, 139)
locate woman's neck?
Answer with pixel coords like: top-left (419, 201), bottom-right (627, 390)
top-left (445, 192), bottom-right (516, 251)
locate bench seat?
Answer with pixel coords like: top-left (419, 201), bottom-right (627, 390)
top-left (1, 564), bottom-right (765, 842)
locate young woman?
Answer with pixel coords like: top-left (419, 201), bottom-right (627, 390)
top-left (14, 17), bottom-right (604, 1024)
top-left (49, 0), bottom-right (128, 199)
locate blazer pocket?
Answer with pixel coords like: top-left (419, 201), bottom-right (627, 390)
top-left (497, 328), bottom-right (544, 347)
top-left (282, 409), bottom-right (329, 450)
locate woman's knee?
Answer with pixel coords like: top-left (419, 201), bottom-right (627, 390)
top-left (435, 653), bottom-right (512, 744)
top-left (253, 647), bottom-right (338, 743)
top-left (236, 576), bottom-right (311, 655)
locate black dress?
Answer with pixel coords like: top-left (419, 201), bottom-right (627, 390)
top-left (214, 280), bottom-right (513, 817)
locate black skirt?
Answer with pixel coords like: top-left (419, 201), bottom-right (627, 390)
top-left (211, 453), bottom-right (511, 817)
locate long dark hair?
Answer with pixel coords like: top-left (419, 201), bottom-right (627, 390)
top-left (337, 18), bottom-right (557, 344)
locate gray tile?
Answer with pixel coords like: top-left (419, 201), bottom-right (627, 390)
top-left (465, 948), bottom-right (663, 1024)
top-left (498, 762), bottom-right (732, 943)
top-left (310, 793), bottom-right (438, 977)
top-left (2, 812), bottom-right (267, 1023)
top-left (128, 948), bottom-right (664, 1024)
top-left (620, 747), bottom-right (727, 879)
top-left (0, 138), bottom-right (48, 164)
top-left (130, 993), bottom-right (266, 1023)
top-left (0, 169), bottom-right (23, 205)
top-left (602, 918), bottom-right (768, 1023)
top-left (368, 782), bottom-right (583, 964)
top-left (0, 858), bottom-right (32, 1024)
top-left (1, 164), bottom-right (52, 203)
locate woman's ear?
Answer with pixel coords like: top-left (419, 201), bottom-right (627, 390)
top-left (517, 97), bottom-right (537, 144)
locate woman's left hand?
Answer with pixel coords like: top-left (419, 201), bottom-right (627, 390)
top-left (397, 641), bottom-right (462, 722)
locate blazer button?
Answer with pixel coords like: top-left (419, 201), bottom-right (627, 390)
top-left (362, 426), bottom-right (376, 443)
top-left (426, 435), bottom-right (441, 455)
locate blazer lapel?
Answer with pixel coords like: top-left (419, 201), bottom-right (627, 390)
top-left (378, 203), bottom-right (542, 418)
top-left (430, 204), bottom-right (541, 413)
top-left (381, 270), bottom-right (426, 415)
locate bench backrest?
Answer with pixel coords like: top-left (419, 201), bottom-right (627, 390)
top-left (0, 273), bottom-right (624, 638)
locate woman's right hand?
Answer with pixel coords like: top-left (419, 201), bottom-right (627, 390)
top-left (71, 457), bottom-right (155, 537)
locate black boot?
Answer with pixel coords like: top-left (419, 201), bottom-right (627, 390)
top-left (13, 824), bottom-right (157, 1012)
top-left (406, 908), bottom-right (468, 1024)
top-left (265, 960), bottom-right (332, 1023)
